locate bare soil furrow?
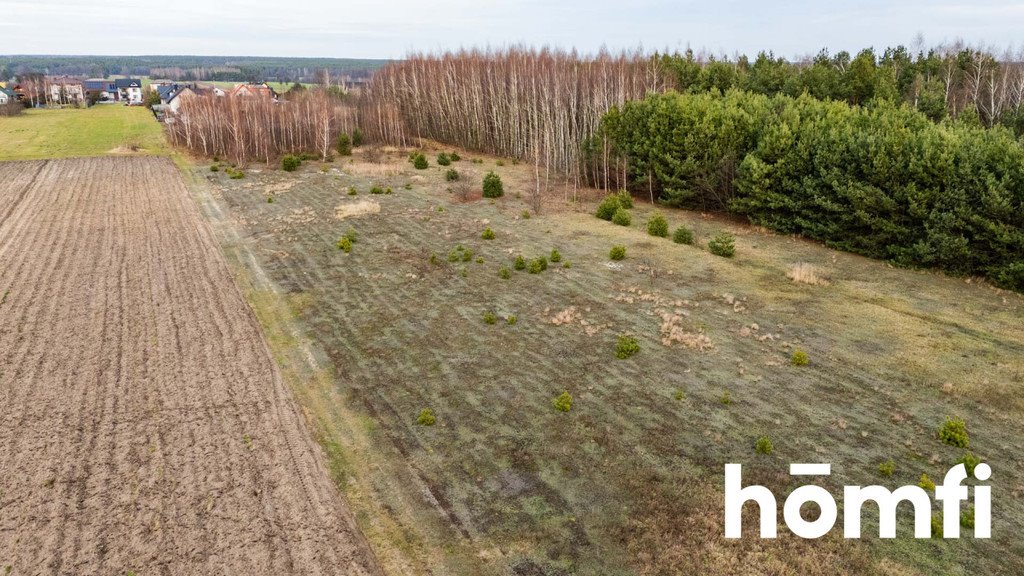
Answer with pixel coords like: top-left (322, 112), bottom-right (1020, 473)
top-left (0, 157), bottom-right (379, 575)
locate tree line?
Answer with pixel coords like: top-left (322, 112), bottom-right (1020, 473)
top-left (659, 42), bottom-right (1024, 134)
top-left (601, 90), bottom-right (1024, 290)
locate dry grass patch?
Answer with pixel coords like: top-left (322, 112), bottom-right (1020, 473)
top-left (335, 200), bottom-right (382, 220)
top-left (787, 262), bottom-right (831, 286)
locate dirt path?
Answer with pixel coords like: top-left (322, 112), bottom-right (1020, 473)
top-left (0, 157), bottom-right (380, 575)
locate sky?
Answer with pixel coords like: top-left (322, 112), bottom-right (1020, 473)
top-left (1, 0), bottom-right (1022, 59)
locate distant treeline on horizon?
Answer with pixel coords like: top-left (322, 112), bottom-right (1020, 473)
top-left (0, 55), bottom-right (392, 84)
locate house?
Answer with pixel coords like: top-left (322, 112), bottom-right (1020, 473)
top-left (228, 82), bottom-right (277, 99)
top-left (82, 78), bottom-right (143, 103)
top-left (46, 76), bottom-right (86, 105)
top-left (0, 86), bottom-right (15, 105)
top-left (165, 85), bottom-right (200, 113)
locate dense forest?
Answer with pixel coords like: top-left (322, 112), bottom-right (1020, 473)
top-left (0, 55), bottom-right (389, 83)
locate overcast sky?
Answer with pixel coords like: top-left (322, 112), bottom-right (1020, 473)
top-left (1, 0), bottom-right (1022, 59)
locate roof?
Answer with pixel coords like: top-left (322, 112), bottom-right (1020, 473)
top-left (83, 79), bottom-right (113, 91)
top-left (0, 87), bottom-right (15, 97)
top-left (166, 86), bottom-right (196, 103)
top-left (114, 78), bottom-right (142, 89)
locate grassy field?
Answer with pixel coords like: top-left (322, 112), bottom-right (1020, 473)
top-left (0, 105), bottom-right (167, 160)
top-left (188, 150), bottom-right (1024, 575)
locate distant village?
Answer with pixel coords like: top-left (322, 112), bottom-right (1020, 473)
top-left (0, 74), bottom-right (366, 117)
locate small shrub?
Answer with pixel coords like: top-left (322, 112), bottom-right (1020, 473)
top-left (450, 152), bottom-right (461, 161)
top-left (919, 473), bottom-right (936, 491)
top-left (957, 452), bottom-right (981, 476)
top-left (385, 187), bottom-right (393, 194)
top-left (673, 389), bottom-right (685, 401)
top-left (672, 226), bottom-right (694, 245)
top-left (412, 153), bottom-right (428, 170)
top-left (404, 183), bottom-right (413, 190)
top-left (476, 256), bottom-right (484, 264)
top-left (961, 507), bottom-right (975, 529)
top-left (416, 408), bottom-right (436, 426)
top-left (351, 127), bottom-right (363, 147)
top-left (483, 311), bottom-right (497, 325)
top-left (348, 186), bottom-right (357, 195)
top-left (337, 237), bottom-right (353, 253)
top-left (552, 391), bottom-right (572, 413)
top-left (226, 168), bottom-right (245, 179)
top-left (609, 245), bottom-right (626, 261)
top-left (647, 212), bottom-right (669, 238)
top-left (430, 253), bottom-right (439, 265)
top-left (615, 335), bottom-right (640, 359)
top-left (445, 168), bottom-right (459, 182)
top-left (611, 207), bottom-right (632, 226)
top-left (562, 261), bottom-right (572, 268)
top-left (549, 249), bottom-right (562, 263)
top-left (266, 196), bottom-right (274, 203)
top-left (336, 133), bottom-right (352, 156)
top-left (708, 232), bottom-right (736, 258)
top-left (878, 459), bottom-right (896, 477)
top-left (931, 515), bottom-right (943, 538)
top-left (370, 186), bottom-right (384, 195)
top-left (616, 189), bottom-right (634, 209)
top-left (791, 349), bottom-right (810, 366)
top-left (447, 248), bottom-right (460, 262)
top-left (282, 155), bottom-right (301, 171)
top-left (471, 158), bottom-right (484, 164)
top-left (938, 417), bottom-right (969, 448)
top-left (596, 195), bottom-right (620, 221)
top-left (527, 258), bottom-right (544, 274)
top-left (755, 436), bottom-right (774, 455)
top-left (483, 172), bottom-right (504, 198)
top-left (537, 256), bottom-right (548, 271)
top-left (461, 249), bottom-right (474, 262)
top-left (513, 255), bottom-right (527, 271)
top-left (496, 159), bottom-right (506, 167)
top-left (506, 315), bottom-right (517, 325)
top-left (343, 228), bottom-right (357, 243)
top-left (481, 228), bottom-right (495, 240)
top-left (437, 153), bottom-right (452, 166)
top-left (498, 267), bottom-right (511, 279)
top-left (521, 210), bottom-right (531, 219)
top-left (210, 164), bottom-right (219, 172)
top-left (720, 390), bottom-right (733, 405)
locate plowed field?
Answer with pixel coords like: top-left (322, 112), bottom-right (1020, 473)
top-left (0, 157), bottom-right (378, 575)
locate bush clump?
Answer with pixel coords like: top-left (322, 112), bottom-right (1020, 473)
top-left (370, 185), bottom-right (384, 195)
top-left (708, 232), bottom-right (736, 257)
top-left (282, 155), bottom-right (301, 172)
top-left (483, 172), bottom-right (504, 198)
top-left (351, 127), bottom-right (363, 147)
top-left (498, 266), bottom-right (511, 279)
top-left (720, 390), bottom-right (733, 405)
top-left (596, 194), bottom-right (621, 221)
top-left (549, 249), bottom-right (562, 263)
top-left (615, 335), bottom-right (640, 359)
top-left (611, 207), bottom-right (632, 226)
top-left (647, 212), bottom-right (669, 237)
top-left (609, 245), bottom-right (626, 261)
top-left (411, 153), bottom-right (428, 170)
top-left (337, 236), bottom-right (353, 253)
top-left (527, 258), bottom-right (546, 274)
top-left (938, 416), bottom-right (969, 448)
top-left (483, 311), bottom-right (497, 325)
top-left (481, 228), bottom-right (495, 240)
top-left (755, 436), bottom-right (773, 455)
top-left (879, 459), bottom-right (896, 477)
top-left (506, 314), bottom-right (517, 325)
top-left (335, 133), bottom-right (352, 156)
top-left (210, 164), bottom-right (219, 172)
top-left (958, 452), bottom-right (981, 476)
top-left (437, 153), bottom-right (452, 166)
top-left (552, 391), bottom-right (572, 413)
top-left (348, 186), bottom-right (357, 195)
top-left (266, 196), bottom-right (274, 203)
top-left (791, 349), bottom-right (810, 366)
top-left (445, 168), bottom-right (459, 182)
top-left (919, 473), bottom-right (936, 491)
top-left (416, 408), bottom-right (436, 426)
top-left (672, 226), bottom-right (694, 244)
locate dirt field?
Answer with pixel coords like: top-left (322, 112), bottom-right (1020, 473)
top-left (192, 150), bottom-right (1024, 576)
top-left (0, 157), bottom-right (378, 575)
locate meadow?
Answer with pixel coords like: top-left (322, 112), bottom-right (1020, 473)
top-left (189, 148), bottom-right (1024, 575)
top-left (0, 104), bottom-right (167, 160)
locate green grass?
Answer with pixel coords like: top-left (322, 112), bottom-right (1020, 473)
top-left (0, 106), bottom-right (168, 160)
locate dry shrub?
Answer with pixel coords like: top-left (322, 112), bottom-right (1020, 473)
top-left (659, 311), bottom-right (713, 350)
top-left (335, 200), bottom-right (381, 220)
top-left (787, 263), bottom-right (830, 286)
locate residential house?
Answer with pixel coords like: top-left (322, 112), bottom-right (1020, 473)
top-left (82, 78), bottom-right (144, 103)
top-left (0, 86), bottom-right (14, 105)
top-left (46, 76), bottom-right (86, 105)
top-left (228, 82), bottom-right (277, 99)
